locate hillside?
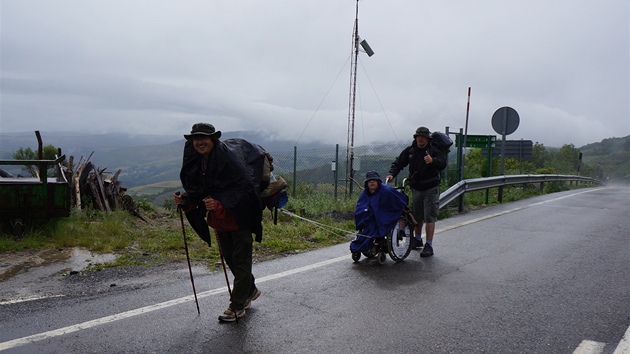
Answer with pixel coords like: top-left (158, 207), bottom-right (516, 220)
top-left (579, 136), bottom-right (630, 181)
top-left (2, 131), bottom-right (629, 204)
top-left (0, 130), bottom-right (309, 185)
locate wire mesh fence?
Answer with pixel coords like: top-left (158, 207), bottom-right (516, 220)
top-left (268, 142), bottom-right (421, 198)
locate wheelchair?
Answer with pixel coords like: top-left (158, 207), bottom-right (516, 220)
top-left (351, 179), bottom-right (417, 264)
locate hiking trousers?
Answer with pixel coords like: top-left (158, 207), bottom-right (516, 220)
top-left (217, 229), bottom-right (256, 310)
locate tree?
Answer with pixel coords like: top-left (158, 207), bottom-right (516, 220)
top-left (11, 145), bottom-right (60, 177)
top-left (531, 142), bottom-right (548, 169)
top-left (491, 157), bottom-right (521, 176)
top-left (552, 144), bottom-right (580, 174)
top-left (463, 148), bottom-right (487, 179)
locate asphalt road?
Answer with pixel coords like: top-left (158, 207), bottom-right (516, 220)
top-left (1, 185), bottom-right (629, 354)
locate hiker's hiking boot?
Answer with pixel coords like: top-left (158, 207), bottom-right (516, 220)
top-left (411, 237), bottom-right (423, 250)
top-left (244, 288), bottom-right (261, 309)
top-left (420, 243), bottom-right (434, 257)
top-left (218, 306), bottom-right (245, 322)
top-left (218, 288), bottom-right (261, 322)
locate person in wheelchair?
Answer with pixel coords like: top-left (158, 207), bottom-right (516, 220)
top-left (350, 171), bottom-right (409, 256)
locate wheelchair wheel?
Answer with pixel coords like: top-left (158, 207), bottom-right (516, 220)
top-left (351, 252), bottom-right (361, 262)
top-left (387, 219), bottom-right (413, 262)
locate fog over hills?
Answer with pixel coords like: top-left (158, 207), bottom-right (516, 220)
top-left (5, 129), bottom-right (613, 162)
top-left (2, 131), bottom-right (628, 191)
top-left (0, 130), bottom-right (334, 185)
top-left (0, 130), bottom-right (314, 162)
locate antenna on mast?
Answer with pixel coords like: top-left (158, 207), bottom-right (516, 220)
top-left (346, 0), bottom-right (374, 196)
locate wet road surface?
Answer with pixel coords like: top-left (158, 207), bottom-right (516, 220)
top-left (1, 186), bottom-right (629, 353)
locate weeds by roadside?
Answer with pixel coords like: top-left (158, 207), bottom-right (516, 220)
top-left (0, 192), bottom-right (358, 271)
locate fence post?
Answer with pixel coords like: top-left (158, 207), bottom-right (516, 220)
top-left (334, 144), bottom-right (339, 199)
top-left (292, 146), bottom-right (297, 197)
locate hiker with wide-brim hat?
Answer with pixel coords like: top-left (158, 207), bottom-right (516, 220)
top-left (174, 122), bottom-right (261, 322)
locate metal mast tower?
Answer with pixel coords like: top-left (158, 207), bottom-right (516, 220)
top-left (345, 0), bottom-right (360, 196)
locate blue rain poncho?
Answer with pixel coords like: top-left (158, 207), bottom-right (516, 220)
top-left (350, 179), bottom-right (408, 253)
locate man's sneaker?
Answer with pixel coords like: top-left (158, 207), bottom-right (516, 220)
top-left (244, 288), bottom-right (261, 309)
top-left (420, 243), bottom-right (434, 257)
top-left (411, 237), bottom-right (423, 250)
top-left (218, 306), bottom-right (245, 322)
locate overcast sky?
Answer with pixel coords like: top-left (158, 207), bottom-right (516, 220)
top-left (1, 0), bottom-right (628, 148)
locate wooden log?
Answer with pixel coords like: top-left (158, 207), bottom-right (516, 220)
top-left (94, 167), bottom-right (111, 213)
top-left (71, 152), bottom-right (94, 210)
top-left (87, 173), bottom-right (104, 211)
top-left (108, 169), bottom-right (122, 210)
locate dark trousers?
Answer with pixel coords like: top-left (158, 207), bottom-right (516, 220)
top-left (217, 229), bottom-right (256, 310)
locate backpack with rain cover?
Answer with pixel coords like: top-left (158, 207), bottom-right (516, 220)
top-left (222, 139), bottom-right (288, 223)
top-left (430, 131), bottom-right (453, 165)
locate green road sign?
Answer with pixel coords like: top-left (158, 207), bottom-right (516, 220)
top-left (456, 134), bottom-right (496, 148)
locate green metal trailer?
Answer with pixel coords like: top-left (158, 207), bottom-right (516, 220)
top-left (0, 154), bottom-right (71, 235)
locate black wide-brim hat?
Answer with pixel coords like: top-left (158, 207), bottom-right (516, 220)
top-left (184, 122), bottom-right (222, 139)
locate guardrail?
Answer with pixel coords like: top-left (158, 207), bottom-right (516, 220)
top-left (439, 174), bottom-right (603, 210)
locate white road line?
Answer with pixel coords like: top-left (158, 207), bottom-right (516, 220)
top-left (0, 255), bottom-right (347, 351)
top-left (436, 187), bottom-right (603, 234)
top-left (573, 340), bottom-right (605, 354)
top-left (613, 325), bottom-right (630, 354)
top-left (0, 294), bottom-right (65, 305)
top-left (571, 324), bottom-right (630, 354)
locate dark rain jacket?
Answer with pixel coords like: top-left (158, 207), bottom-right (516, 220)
top-left (388, 141), bottom-right (447, 191)
top-left (180, 138), bottom-right (265, 242)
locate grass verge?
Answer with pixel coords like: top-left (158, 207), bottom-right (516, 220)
top-left (0, 195), bottom-right (357, 271)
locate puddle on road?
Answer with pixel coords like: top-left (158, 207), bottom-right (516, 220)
top-left (0, 247), bottom-right (118, 282)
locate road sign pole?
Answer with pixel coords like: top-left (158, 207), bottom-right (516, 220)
top-left (500, 108), bottom-right (507, 176)
top-left (461, 87), bottom-right (471, 183)
top-left (457, 88), bottom-right (471, 217)
top-left (491, 106), bottom-right (520, 204)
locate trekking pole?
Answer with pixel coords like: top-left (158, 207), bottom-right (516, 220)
top-left (176, 196), bottom-right (200, 315)
top-left (213, 228), bottom-right (238, 323)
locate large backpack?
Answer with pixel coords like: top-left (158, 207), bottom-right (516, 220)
top-left (430, 131), bottom-right (453, 155)
top-left (222, 138), bottom-right (288, 214)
